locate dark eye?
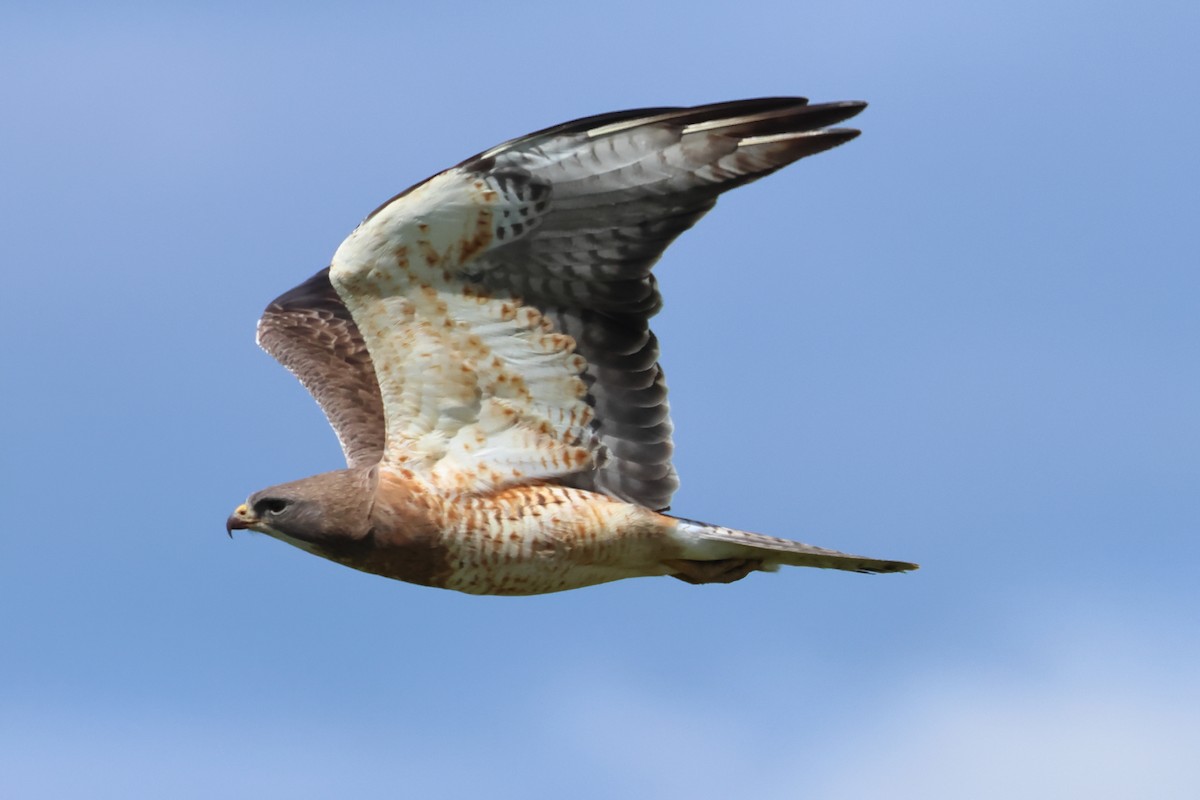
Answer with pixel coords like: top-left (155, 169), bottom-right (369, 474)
top-left (256, 497), bottom-right (290, 516)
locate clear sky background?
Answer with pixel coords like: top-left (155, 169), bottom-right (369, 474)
top-left (3, 1), bottom-right (1197, 797)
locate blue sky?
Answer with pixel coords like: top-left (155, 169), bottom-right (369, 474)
top-left (3, 1), bottom-right (1198, 796)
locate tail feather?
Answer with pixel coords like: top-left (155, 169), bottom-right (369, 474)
top-left (670, 517), bottom-right (918, 575)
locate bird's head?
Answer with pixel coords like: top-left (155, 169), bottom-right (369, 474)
top-left (227, 468), bottom-right (377, 553)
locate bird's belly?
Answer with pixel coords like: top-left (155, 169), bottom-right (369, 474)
top-left (446, 561), bottom-right (658, 596)
top-left (438, 499), bottom-right (673, 596)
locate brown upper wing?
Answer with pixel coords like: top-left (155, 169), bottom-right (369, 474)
top-left (256, 268), bottom-right (384, 467)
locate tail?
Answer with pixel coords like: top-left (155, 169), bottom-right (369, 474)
top-left (669, 517), bottom-right (918, 575)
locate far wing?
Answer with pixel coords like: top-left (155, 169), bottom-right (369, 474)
top-left (330, 98), bottom-right (865, 503)
top-left (256, 268), bottom-right (385, 468)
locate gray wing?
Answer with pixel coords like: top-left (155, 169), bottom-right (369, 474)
top-left (450, 97), bottom-right (866, 509)
top-left (256, 268), bottom-right (385, 467)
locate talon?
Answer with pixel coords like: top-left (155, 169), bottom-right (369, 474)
top-left (664, 558), bottom-right (764, 585)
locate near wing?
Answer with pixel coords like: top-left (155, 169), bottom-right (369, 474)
top-left (274, 98), bottom-right (866, 506)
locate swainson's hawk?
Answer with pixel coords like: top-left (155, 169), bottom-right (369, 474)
top-left (227, 97), bottom-right (918, 595)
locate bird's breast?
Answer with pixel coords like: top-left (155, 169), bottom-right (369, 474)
top-left (340, 472), bottom-right (673, 595)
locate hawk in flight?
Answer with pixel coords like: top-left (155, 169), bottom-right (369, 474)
top-left (227, 97), bottom-right (918, 594)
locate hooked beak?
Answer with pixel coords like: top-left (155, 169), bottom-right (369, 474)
top-left (226, 503), bottom-right (257, 537)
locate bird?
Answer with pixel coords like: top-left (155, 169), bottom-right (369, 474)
top-left (226, 97), bottom-right (918, 595)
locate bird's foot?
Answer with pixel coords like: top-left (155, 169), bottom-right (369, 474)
top-left (664, 558), bottom-right (764, 585)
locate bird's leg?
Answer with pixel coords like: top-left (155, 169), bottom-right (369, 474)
top-left (663, 558), bottom-right (764, 585)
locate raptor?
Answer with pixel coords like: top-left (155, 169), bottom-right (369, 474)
top-left (227, 97), bottom-right (918, 595)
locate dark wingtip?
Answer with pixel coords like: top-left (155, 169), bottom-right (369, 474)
top-left (263, 267), bottom-right (350, 317)
top-left (779, 127), bottom-right (863, 160)
top-left (861, 559), bottom-right (920, 574)
top-left (794, 100), bottom-right (868, 129)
